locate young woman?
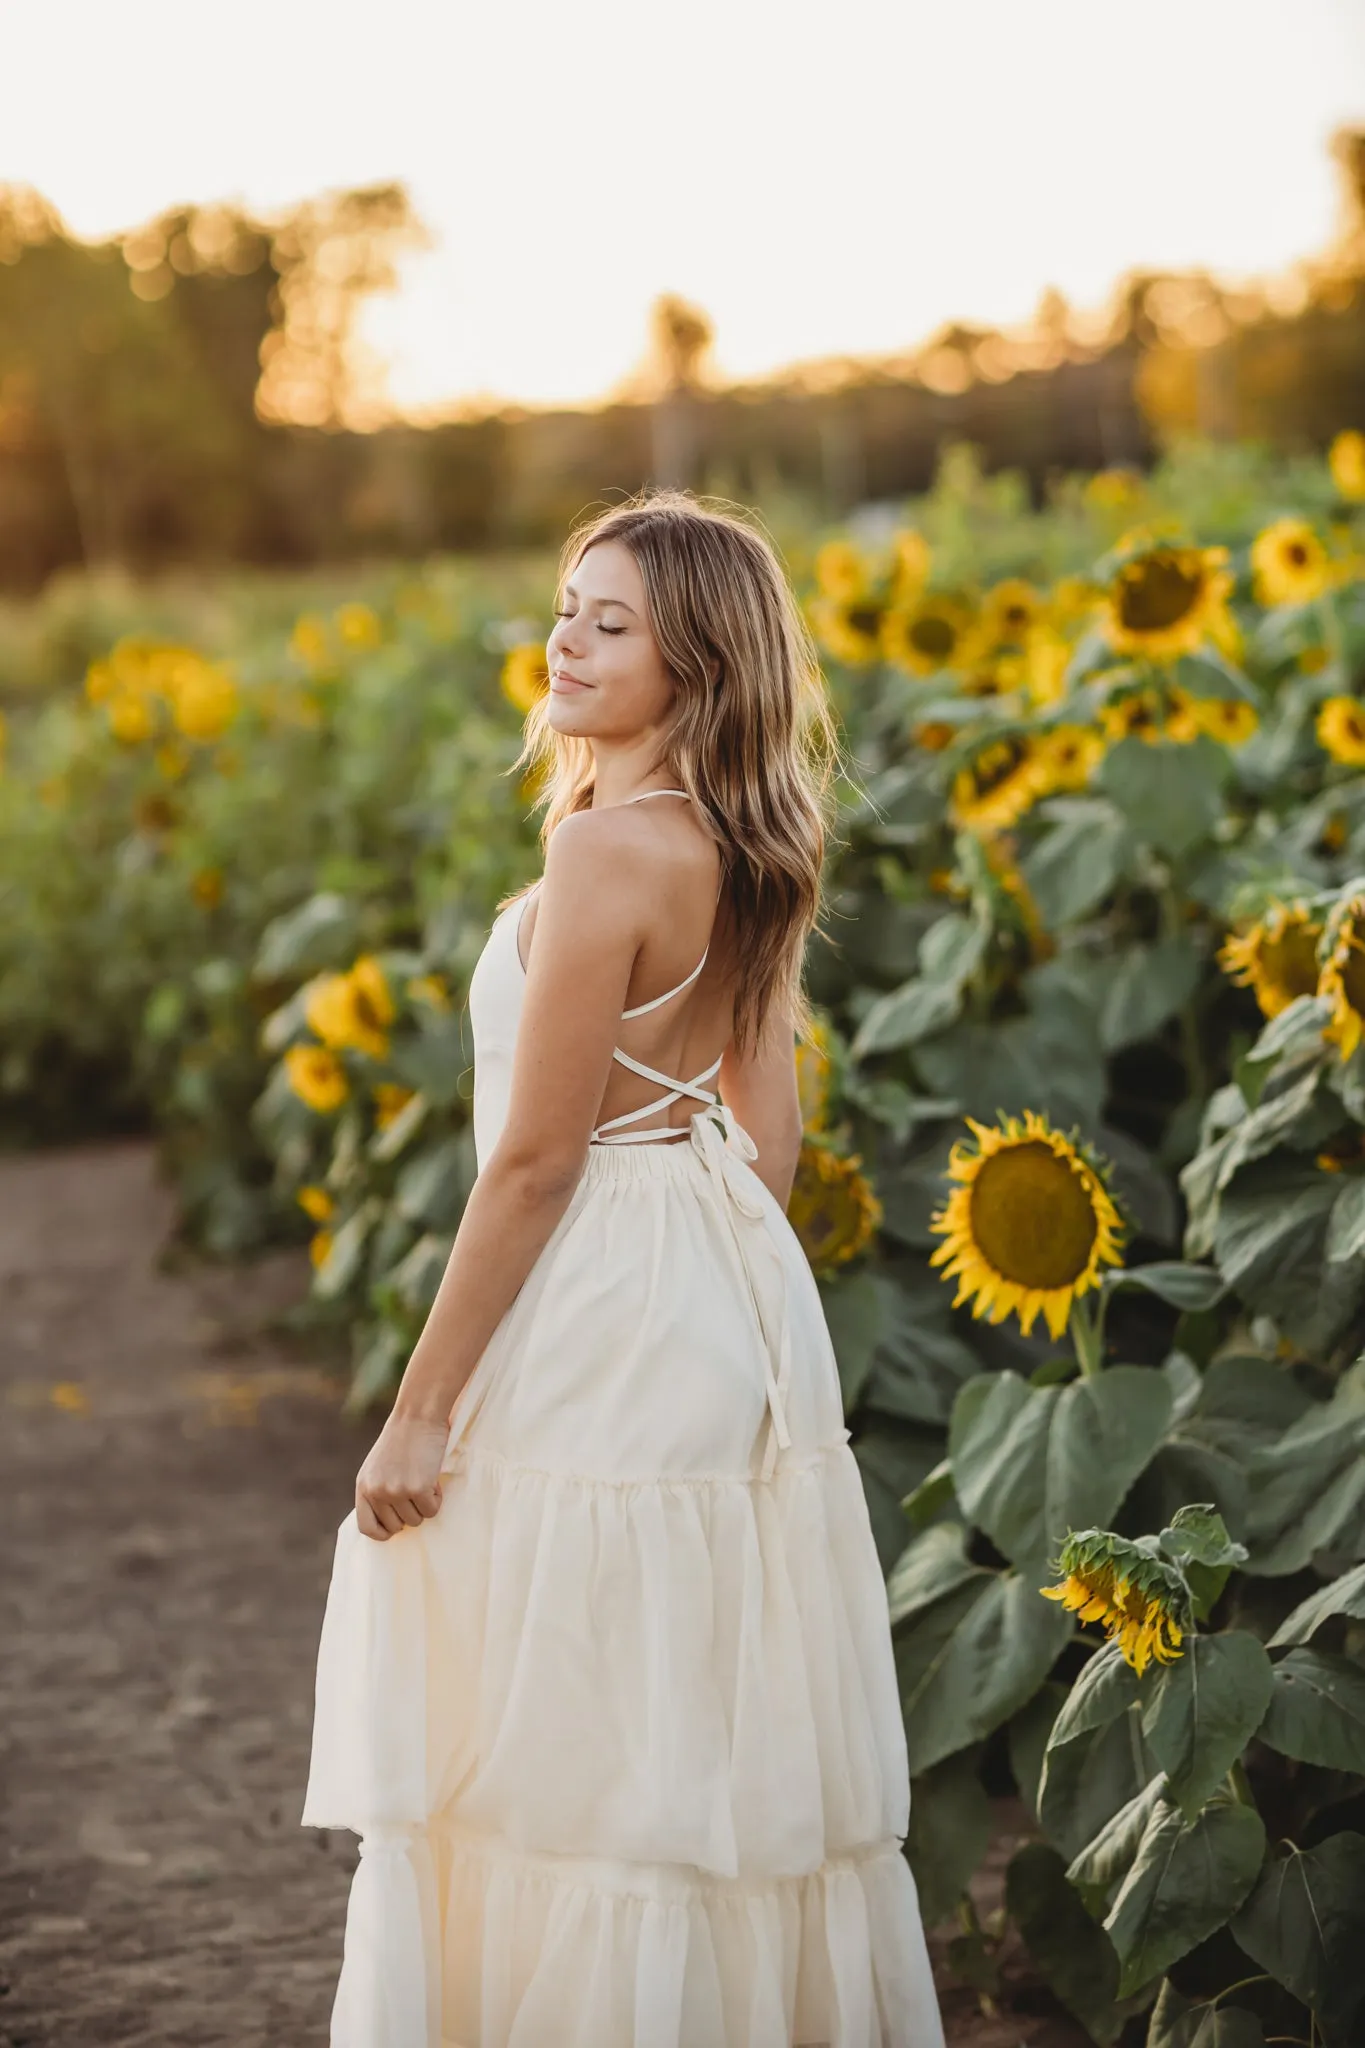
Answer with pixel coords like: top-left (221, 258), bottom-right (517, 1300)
top-left (302, 490), bottom-right (945, 2048)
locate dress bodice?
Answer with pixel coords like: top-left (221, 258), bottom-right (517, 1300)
top-left (467, 790), bottom-right (724, 1173)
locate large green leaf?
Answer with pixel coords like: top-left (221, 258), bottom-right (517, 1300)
top-left (851, 1419), bottom-right (948, 1572)
top-left (1232, 1833), bottom-right (1365, 2048)
top-left (1141, 1632), bottom-right (1274, 1821)
top-left (850, 911), bottom-right (987, 1055)
top-left (1100, 733), bottom-right (1230, 857)
top-left (1008, 1680), bottom-right (1068, 1819)
top-left (913, 1012), bottom-right (1106, 1126)
top-left (1100, 940), bottom-right (1201, 1053)
top-left (1067, 1775), bottom-right (1168, 1899)
top-left (1257, 1648), bottom-right (1365, 1772)
top-left (1005, 1842), bottom-right (1127, 2044)
top-left (1267, 1561), bottom-right (1365, 1647)
top-left (1244, 1362), bottom-right (1365, 1575)
top-left (1104, 1793), bottom-right (1266, 1998)
top-left (1040, 1705), bottom-right (1159, 1863)
top-left (818, 1267), bottom-right (888, 1412)
top-left (1043, 1638), bottom-right (1142, 1756)
top-left (1326, 1174), bottom-right (1365, 1262)
top-left (897, 1569), bottom-right (1071, 1775)
top-left (949, 1366), bottom-right (1174, 1582)
top-left (1147, 1982), bottom-right (1266, 2047)
top-left (1214, 1160), bottom-right (1361, 1352)
top-left (253, 890), bottom-right (358, 979)
top-left (886, 1520), bottom-right (990, 1628)
top-left (1022, 800), bottom-right (1132, 926)
top-left (858, 1266), bottom-right (981, 1426)
top-left (1105, 1262), bottom-right (1227, 1311)
top-left (903, 1746), bottom-right (993, 1927)
top-left (394, 1133), bottom-right (474, 1230)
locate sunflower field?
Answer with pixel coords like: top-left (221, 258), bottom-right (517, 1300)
top-left (5, 433), bottom-right (1365, 2040)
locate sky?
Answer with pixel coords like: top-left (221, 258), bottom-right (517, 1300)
top-left (4, 0), bottom-right (1365, 417)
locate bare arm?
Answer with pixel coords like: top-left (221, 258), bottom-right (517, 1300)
top-left (718, 998), bottom-right (803, 1211)
top-left (354, 814), bottom-right (660, 1538)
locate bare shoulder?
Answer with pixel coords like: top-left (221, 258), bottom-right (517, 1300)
top-left (539, 808), bottom-right (662, 936)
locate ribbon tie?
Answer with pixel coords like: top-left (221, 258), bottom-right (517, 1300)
top-left (688, 1102), bottom-right (794, 1480)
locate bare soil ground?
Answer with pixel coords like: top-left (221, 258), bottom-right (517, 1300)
top-left (0, 1139), bottom-right (1089, 2048)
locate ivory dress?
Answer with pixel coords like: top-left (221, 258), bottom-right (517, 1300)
top-left (301, 791), bottom-right (945, 2048)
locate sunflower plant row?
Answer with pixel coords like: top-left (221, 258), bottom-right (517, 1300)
top-left (794, 436), bottom-right (1365, 2043)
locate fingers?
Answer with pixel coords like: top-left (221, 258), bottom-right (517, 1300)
top-left (355, 1485), bottom-right (443, 1541)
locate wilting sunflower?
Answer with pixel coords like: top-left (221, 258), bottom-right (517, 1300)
top-left (1103, 540), bottom-right (1234, 663)
top-left (1033, 723), bottom-right (1104, 793)
top-left (1251, 518), bottom-right (1333, 608)
top-left (949, 735), bottom-right (1047, 833)
top-left (1218, 902), bottom-right (1325, 1021)
top-left (1041, 1528), bottom-right (1189, 1676)
top-left (501, 643), bottom-right (551, 712)
top-left (929, 1111), bottom-right (1126, 1340)
top-left (981, 579), bottom-right (1044, 650)
top-left (296, 1184), bottom-right (335, 1223)
top-left (284, 1044), bottom-right (349, 1113)
top-left (373, 1081), bottom-right (417, 1130)
top-left (1319, 893), bottom-right (1365, 1060)
top-left (1330, 430), bottom-right (1365, 503)
top-left (795, 1019), bottom-right (834, 1133)
top-left (305, 956), bottom-right (396, 1062)
top-left (786, 1142), bottom-right (881, 1273)
top-left (881, 593), bottom-right (975, 677)
top-left (1317, 696), bottom-right (1365, 768)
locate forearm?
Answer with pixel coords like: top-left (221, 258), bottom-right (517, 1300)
top-left (391, 1149), bottom-right (581, 1427)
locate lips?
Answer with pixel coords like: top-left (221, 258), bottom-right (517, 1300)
top-left (551, 670), bottom-right (590, 690)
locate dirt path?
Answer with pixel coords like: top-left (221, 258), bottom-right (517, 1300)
top-left (0, 1139), bottom-right (1086, 2048)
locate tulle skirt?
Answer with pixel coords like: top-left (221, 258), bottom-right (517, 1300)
top-left (302, 1108), bottom-right (945, 2047)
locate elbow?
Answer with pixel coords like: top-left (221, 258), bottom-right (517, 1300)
top-left (486, 1136), bottom-right (585, 1207)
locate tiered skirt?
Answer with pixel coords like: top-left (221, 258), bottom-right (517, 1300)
top-left (302, 1121), bottom-right (944, 2047)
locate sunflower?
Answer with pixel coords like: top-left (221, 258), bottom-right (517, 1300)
top-left (309, 1229), bottom-right (335, 1270)
top-left (888, 529), bottom-right (931, 606)
top-left (1103, 541), bottom-right (1234, 662)
top-left (950, 735), bottom-right (1048, 833)
top-left (1317, 696), bottom-right (1365, 768)
top-left (1023, 628), bottom-right (1071, 707)
top-left (881, 594), bottom-right (975, 677)
top-left (296, 1184), bottom-right (335, 1223)
top-left (501, 643), bottom-right (551, 712)
top-left (304, 956), bottom-right (396, 1062)
top-left (405, 973), bottom-right (452, 1011)
top-left (1218, 902), bottom-right (1325, 1021)
top-left (1033, 723), bottom-right (1104, 793)
top-left (795, 1019), bottom-right (834, 1133)
top-left (1251, 519), bottom-right (1333, 608)
top-left (929, 1110), bottom-right (1126, 1340)
top-left (335, 602), bottom-right (383, 650)
top-left (912, 720), bottom-right (956, 752)
top-left (981, 579), bottom-right (1044, 650)
top-left (1187, 696), bottom-right (1260, 747)
top-left (190, 867), bottom-right (224, 910)
top-left (1329, 430), bottom-right (1365, 504)
top-left (786, 1142), bottom-right (881, 1272)
top-left (1319, 894), bottom-right (1365, 1060)
top-left (1085, 468), bottom-right (1145, 515)
top-left (107, 692), bottom-right (158, 744)
top-left (373, 1081), bottom-right (417, 1130)
top-left (169, 660), bottom-right (239, 743)
top-left (284, 1045), bottom-right (349, 1113)
top-left (813, 539), bottom-right (873, 602)
top-left (808, 592), bottom-right (886, 667)
top-left (289, 613), bottom-right (332, 667)
top-left (1100, 686), bottom-right (1192, 746)
top-left (1041, 1528), bottom-right (1189, 1676)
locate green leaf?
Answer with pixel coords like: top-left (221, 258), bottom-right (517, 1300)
top-left (254, 891), bottom-right (358, 979)
top-left (818, 1268), bottom-right (888, 1412)
top-left (850, 912), bottom-right (987, 1055)
top-left (394, 1134), bottom-right (474, 1230)
top-left (367, 1087), bottom-right (429, 1161)
top-left (1257, 1648), bottom-right (1365, 1773)
top-left (1173, 648), bottom-right (1257, 703)
top-left (1327, 1175), bottom-right (1365, 1262)
top-left (1005, 1842), bottom-right (1126, 2044)
top-left (1267, 1561), bottom-right (1365, 1647)
top-left (900, 1456), bottom-right (954, 1531)
top-left (1160, 1503), bottom-right (1247, 1571)
top-left (1147, 1981), bottom-right (1266, 2048)
top-left (1215, 1161), bottom-right (1360, 1354)
top-left (949, 1366), bottom-right (1174, 1582)
top-left (1100, 734), bottom-right (1230, 858)
top-left (388, 1015), bottom-right (469, 1106)
top-left (1039, 1704), bottom-right (1159, 1863)
top-left (1008, 1680), bottom-right (1067, 1819)
top-left (385, 1231), bottom-right (452, 1315)
top-left (1106, 1262), bottom-right (1227, 1311)
top-left (312, 1204), bottom-right (375, 1300)
top-left (1043, 1638), bottom-right (1142, 1756)
top-left (1022, 801), bottom-right (1132, 926)
top-left (1231, 1833), bottom-right (1365, 2048)
top-left (1243, 992), bottom-right (1331, 1069)
top-left (903, 1747), bottom-right (993, 1928)
top-left (915, 1012), bottom-right (1106, 1126)
top-left (342, 1322), bottom-right (406, 1415)
top-left (886, 1521), bottom-right (990, 1628)
top-left (1067, 1775), bottom-right (1168, 1899)
top-left (1104, 1793), bottom-right (1266, 1999)
top-left (1099, 940), bottom-right (1202, 1053)
top-left (897, 1570), bottom-right (1071, 1775)
top-left (859, 1268), bottom-right (980, 1425)
top-left (1141, 1632), bottom-right (1275, 1822)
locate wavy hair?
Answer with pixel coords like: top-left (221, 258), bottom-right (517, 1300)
top-left (506, 486), bottom-right (844, 1057)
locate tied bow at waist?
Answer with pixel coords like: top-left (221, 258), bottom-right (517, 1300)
top-left (688, 1102), bottom-right (794, 1481)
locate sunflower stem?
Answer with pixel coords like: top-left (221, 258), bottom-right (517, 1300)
top-left (1225, 1758), bottom-right (1256, 1807)
top-left (1070, 1298), bottom-right (1104, 1377)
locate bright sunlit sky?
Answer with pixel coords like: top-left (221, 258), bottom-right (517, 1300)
top-left (5, 0), bottom-right (1365, 416)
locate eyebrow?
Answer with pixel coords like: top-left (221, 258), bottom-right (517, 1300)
top-left (563, 581), bottom-right (638, 615)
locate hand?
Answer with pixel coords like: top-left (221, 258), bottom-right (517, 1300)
top-left (355, 1412), bottom-right (450, 1541)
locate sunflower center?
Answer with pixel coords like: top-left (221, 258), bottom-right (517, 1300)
top-left (911, 613), bottom-right (959, 660)
top-left (967, 1140), bottom-right (1100, 1290)
top-left (848, 605), bottom-right (882, 638)
top-left (1285, 543), bottom-right (1308, 568)
top-left (970, 740), bottom-right (1028, 795)
top-left (355, 992), bottom-right (383, 1032)
top-left (1262, 925), bottom-right (1322, 1001)
top-left (1117, 555), bottom-right (1202, 632)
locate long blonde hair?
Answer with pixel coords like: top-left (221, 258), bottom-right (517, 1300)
top-left (508, 486), bottom-right (844, 1057)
